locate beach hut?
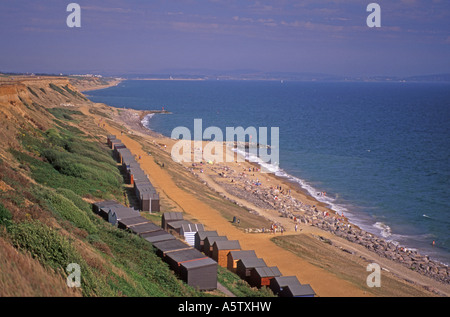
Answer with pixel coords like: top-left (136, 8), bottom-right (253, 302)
top-left (194, 231), bottom-right (218, 252)
top-left (269, 276), bottom-right (315, 297)
top-left (249, 266), bottom-right (282, 288)
top-left (161, 212), bottom-right (184, 230)
top-left (179, 257), bottom-right (218, 291)
top-left (117, 215), bottom-right (150, 230)
top-left (92, 200), bottom-right (122, 219)
top-left (143, 230), bottom-right (176, 243)
top-left (127, 167), bottom-right (148, 185)
top-left (181, 223), bottom-right (205, 247)
top-left (109, 138), bottom-right (122, 150)
top-left (203, 236), bottom-right (228, 258)
top-left (116, 147), bottom-right (132, 165)
top-left (164, 248), bottom-right (207, 272)
top-left (140, 191), bottom-right (160, 213)
top-left (236, 257), bottom-right (267, 281)
top-left (280, 284), bottom-right (316, 297)
top-left (107, 135), bottom-right (116, 147)
top-left (152, 239), bottom-right (193, 259)
top-left (211, 240), bottom-right (241, 267)
top-left (107, 206), bottom-right (139, 226)
top-left (227, 250), bottom-right (257, 273)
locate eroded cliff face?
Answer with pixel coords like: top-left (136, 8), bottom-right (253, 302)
top-left (0, 77), bottom-right (91, 161)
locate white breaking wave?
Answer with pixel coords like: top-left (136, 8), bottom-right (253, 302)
top-left (141, 113), bottom-right (155, 129)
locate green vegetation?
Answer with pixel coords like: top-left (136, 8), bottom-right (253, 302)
top-left (0, 203), bottom-right (12, 227)
top-left (46, 107), bottom-right (84, 121)
top-left (49, 83), bottom-right (67, 95)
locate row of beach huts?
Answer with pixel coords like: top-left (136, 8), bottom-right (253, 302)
top-left (94, 135), bottom-right (315, 297)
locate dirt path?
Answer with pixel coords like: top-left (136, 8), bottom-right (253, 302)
top-left (96, 120), bottom-right (369, 297)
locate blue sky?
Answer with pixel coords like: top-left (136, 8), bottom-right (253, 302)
top-left (0, 0), bottom-right (449, 77)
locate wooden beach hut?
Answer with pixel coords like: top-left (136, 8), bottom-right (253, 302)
top-left (92, 200), bottom-right (122, 220)
top-left (152, 239), bottom-right (193, 259)
top-left (227, 250), bottom-right (257, 273)
top-left (109, 138), bottom-right (122, 150)
top-left (203, 236), bottom-right (228, 257)
top-left (181, 223), bottom-right (205, 247)
top-left (161, 212), bottom-right (184, 230)
top-left (194, 231), bottom-right (218, 252)
top-left (107, 206), bottom-right (139, 226)
top-left (236, 257), bottom-right (267, 281)
top-left (179, 257), bottom-right (218, 291)
top-left (269, 276), bottom-right (316, 297)
top-left (140, 191), bottom-right (160, 213)
top-left (161, 246), bottom-right (218, 291)
top-left (211, 240), bottom-right (241, 267)
top-left (107, 135), bottom-right (116, 148)
top-left (249, 266), bottom-right (282, 288)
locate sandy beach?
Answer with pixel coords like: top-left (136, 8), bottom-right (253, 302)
top-left (81, 103), bottom-right (450, 297)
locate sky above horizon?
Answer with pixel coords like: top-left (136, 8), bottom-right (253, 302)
top-left (0, 0), bottom-right (449, 77)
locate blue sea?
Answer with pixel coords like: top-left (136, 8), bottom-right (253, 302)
top-left (87, 80), bottom-right (450, 265)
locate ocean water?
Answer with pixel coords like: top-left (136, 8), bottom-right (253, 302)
top-left (87, 80), bottom-right (450, 264)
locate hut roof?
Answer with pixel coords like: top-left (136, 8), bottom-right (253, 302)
top-left (108, 206), bottom-right (137, 220)
top-left (152, 239), bottom-right (192, 254)
top-left (130, 222), bottom-right (162, 235)
top-left (144, 232), bottom-right (176, 243)
top-left (238, 257), bottom-right (267, 269)
top-left (165, 248), bottom-right (206, 264)
top-left (213, 240), bottom-right (241, 251)
top-left (228, 250), bottom-right (257, 260)
top-left (253, 266), bottom-right (282, 278)
top-left (272, 276), bottom-right (300, 288)
top-left (284, 284), bottom-right (316, 297)
top-left (118, 216), bottom-right (150, 228)
top-left (196, 231), bottom-right (218, 240)
top-left (205, 236), bottom-right (228, 245)
top-left (181, 223), bottom-right (205, 232)
top-left (107, 135), bottom-right (116, 141)
top-left (180, 257), bottom-right (217, 270)
top-left (162, 212), bottom-right (184, 222)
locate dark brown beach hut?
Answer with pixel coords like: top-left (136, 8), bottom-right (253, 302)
top-left (269, 276), bottom-right (315, 297)
top-left (107, 135), bottom-right (116, 147)
top-left (211, 240), bottom-right (241, 267)
top-left (249, 266), bottom-right (282, 288)
top-left (152, 239), bottom-right (193, 259)
top-left (236, 257), bottom-right (267, 281)
top-left (140, 191), bottom-right (160, 213)
top-left (227, 250), bottom-right (257, 273)
top-left (179, 257), bottom-right (218, 291)
top-left (92, 200), bottom-right (122, 220)
top-left (107, 206), bottom-right (139, 226)
top-left (194, 231), bottom-right (218, 252)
